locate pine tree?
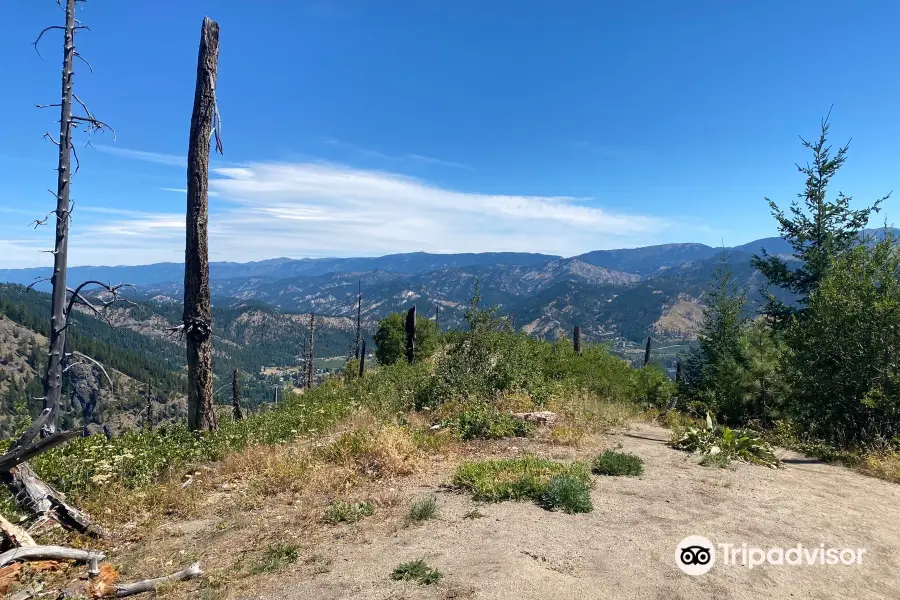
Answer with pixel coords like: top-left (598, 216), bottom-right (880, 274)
top-left (752, 113), bottom-right (889, 324)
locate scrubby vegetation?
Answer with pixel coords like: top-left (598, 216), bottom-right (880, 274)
top-left (592, 450), bottom-right (644, 476)
top-left (324, 500), bottom-right (375, 524)
top-left (407, 497), bottom-right (438, 523)
top-left (669, 413), bottom-right (779, 468)
top-left (451, 456), bottom-right (592, 511)
top-left (391, 559), bottom-right (442, 585)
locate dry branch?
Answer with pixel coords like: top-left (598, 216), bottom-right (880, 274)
top-left (0, 545), bottom-right (103, 568)
top-left (5, 465), bottom-right (104, 537)
top-left (113, 562), bottom-right (202, 597)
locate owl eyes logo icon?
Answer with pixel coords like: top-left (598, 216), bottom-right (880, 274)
top-left (676, 536), bottom-right (716, 575)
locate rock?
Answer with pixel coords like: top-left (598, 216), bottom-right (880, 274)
top-left (511, 411), bottom-right (557, 425)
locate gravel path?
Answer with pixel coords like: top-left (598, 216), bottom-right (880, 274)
top-left (254, 424), bottom-right (900, 600)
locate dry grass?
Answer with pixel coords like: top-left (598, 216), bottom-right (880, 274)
top-left (860, 451), bottom-right (900, 483)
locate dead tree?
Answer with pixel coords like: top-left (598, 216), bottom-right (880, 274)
top-left (182, 16), bottom-right (222, 432)
top-left (0, 0), bottom-right (121, 536)
top-left (354, 280), bottom-right (362, 359)
top-left (405, 305), bottom-right (416, 364)
top-left (435, 304), bottom-right (440, 329)
top-left (231, 368), bottom-right (242, 421)
top-left (675, 360), bottom-right (682, 383)
top-left (306, 313), bottom-right (316, 389)
top-left (573, 326), bottom-right (582, 355)
top-left (643, 336), bottom-right (652, 367)
top-left (358, 339), bottom-right (366, 377)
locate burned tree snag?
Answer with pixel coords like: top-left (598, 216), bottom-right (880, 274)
top-left (675, 360), bottom-right (682, 383)
top-left (40, 0), bottom-right (80, 433)
top-left (643, 336), bottom-right (652, 367)
top-left (359, 339), bottom-right (366, 377)
top-left (573, 326), bottom-right (581, 355)
top-left (231, 368), bottom-right (243, 421)
top-left (435, 304), bottom-right (440, 329)
top-left (405, 306), bottom-right (416, 364)
top-left (306, 313), bottom-right (316, 389)
top-left (183, 16), bottom-right (222, 431)
top-left (355, 280), bottom-right (362, 359)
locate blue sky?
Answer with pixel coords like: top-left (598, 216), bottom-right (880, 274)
top-left (0, 0), bottom-right (897, 267)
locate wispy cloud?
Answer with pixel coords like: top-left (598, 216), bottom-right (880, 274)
top-left (93, 145), bottom-right (185, 167)
top-left (27, 157), bottom-right (674, 266)
top-left (324, 139), bottom-right (475, 170)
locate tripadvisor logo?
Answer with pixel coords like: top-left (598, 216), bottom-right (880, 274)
top-left (676, 536), bottom-right (867, 576)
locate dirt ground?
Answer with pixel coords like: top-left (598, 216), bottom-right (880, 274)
top-left (243, 424), bottom-right (900, 600)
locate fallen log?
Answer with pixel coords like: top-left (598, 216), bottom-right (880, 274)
top-left (0, 544), bottom-right (104, 568)
top-left (5, 464), bottom-right (104, 537)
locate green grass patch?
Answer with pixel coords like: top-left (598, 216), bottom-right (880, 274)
top-left (407, 497), bottom-right (438, 523)
top-left (540, 474), bottom-right (593, 513)
top-left (324, 500), bottom-right (375, 524)
top-left (591, 450), bottom-right (644, 476)
top-left (251, 542), bottom-right (300, 574)
top-left (448, 401), bottom-right (533, 440)
top-left (391, 559), bottom-right (442, 585)
top-left (451, 456), bottom-right (592, 512)
top-left (699, 452), bottom-right (732, 468)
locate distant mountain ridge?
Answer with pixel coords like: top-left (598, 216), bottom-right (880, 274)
top-left (2, 229), bottom-right (894, 345)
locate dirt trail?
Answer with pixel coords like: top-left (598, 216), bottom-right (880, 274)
top-left (251, 424), bottom-right (900, 600)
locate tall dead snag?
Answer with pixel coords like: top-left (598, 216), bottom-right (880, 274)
top-left (183, 16), bottom-right (222, 431)
top-left (231, 368), bottom-right (242, 421)
top-left (573, 326), bottom-right (582, 355)
top-left (306, 313), bottom-right (316, 389)
top-left (358, 340), bottom-right (366, 377)
top-left (643, 336), bottom-right (652, 367)
top-left (405, 306), bottom-right (416, 364)
top-left (354, 280), bottom-right (362, 359)
top-left (435, 304), bottom-right (440, 329)
top-left (675, 360), bottom-right (682, 383)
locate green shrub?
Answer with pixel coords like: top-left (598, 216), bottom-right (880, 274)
top-left (373, 313), bottom-right (439, 366)
top-left (324, 500), bottom-right (374, 524)
top-left (452, 456), bottom-right (592, 511)
top-left (391, 559), bottom-right (442, 585)
top-left (592, 450), bottom-right (644, 476)
top-left (407, 497), bottom-right (438, 523)
top-left (669, 413), bottom-right (779, 468)
top-left (251, 542), bottom-right (300, 574)
top-left (452, 401), bottom-right (532, 440)
top-left (540, 474), bottom-right (593, 514)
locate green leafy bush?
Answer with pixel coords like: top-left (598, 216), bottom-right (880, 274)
top-left (391, 559), bottom-right (442, 585)
top-left (324, 500), bottom-right (374, 524)
top-left (451, 401), bottom-right (532, 440)
top-left (669, 413), bottom-right (779, 468)
top-left (540, 474), bottom-right (593, 514)
top-left (373, 312), bottom-right (439, 366)
top-left (591, 450), bottom-right (644, 476)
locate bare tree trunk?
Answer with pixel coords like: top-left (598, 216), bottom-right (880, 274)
top-left (435, 304), bottom-right (439, 329)
top-left (231, 368), bottom-right (242, 421)
top-left (573, 326), bottom-right (581, 355)
top-left (405, 306), bottom-right (416, 364)
top-left (354, 280), bottom-right (362, 359)
top-left (183, 17), bottom-right (221, 432)
top-left (306, 313), bottom-right (315, 389)
top-left (675, 360), bottom-right (682, 383)
top-left (41, 0), bottom-right (78, 433)
top-left (643, 336), bottom-right (652, 367)
top-left (358, 339), bottom-right (366, 377)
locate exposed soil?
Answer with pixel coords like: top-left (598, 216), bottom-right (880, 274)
top-left (245, 424), bottom-right (900, 600)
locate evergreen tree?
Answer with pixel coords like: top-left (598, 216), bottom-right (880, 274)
top-left (752, 113), bottom-right (889, 324)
